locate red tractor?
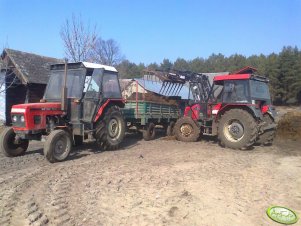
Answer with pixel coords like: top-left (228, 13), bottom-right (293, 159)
top-left (173, 69), bottom-right (277, 149)
top-left (0, 62), bottom-right (125, 162)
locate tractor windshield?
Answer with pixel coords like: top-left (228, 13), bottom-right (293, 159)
top-left (250, 79), bottom-right (271, 100)
top-left (44, 69), bottom-right (86, 100)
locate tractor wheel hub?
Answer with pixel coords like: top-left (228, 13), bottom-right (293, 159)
top-left (228, 122), bottom-right (244, 139)
top-left (180, 124), bottom-right (193, 136)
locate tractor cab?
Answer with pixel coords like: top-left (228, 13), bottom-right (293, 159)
top-left (211, 73), bottom-right (276, 119)
top-left (44, 62), bottom-right (122, 123)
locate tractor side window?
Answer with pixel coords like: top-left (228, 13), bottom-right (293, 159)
top-left (223, 80), bottom-right (249, 103)
top-left (85, 73), bottom-right (102, 99)
top-left (102, 73), bottom-right (121, 99)
top-left (250, 80), bottom-right (270, 100)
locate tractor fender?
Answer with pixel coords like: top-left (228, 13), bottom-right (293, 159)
top-left (215, 104), bottom-right (261, 122)
top-left (94, 99), bottom-right (125, 122)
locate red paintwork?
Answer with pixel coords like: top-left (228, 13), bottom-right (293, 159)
top-left (11, 102), bottom-right (63, 131)
top-left (94, 99), bottom-right (110, 122)
top-left (184, 104), bottom-right (200, 120)
top-left (233, 66), bottom-right (258, 74)
top-left (211, 103), bottom-right (222, 114)
top-left (261, 105), bottom-right (269, 114)
top-left (213, 103), bottom-right (257, 120)
top-left (93, 99), bottom-right (125, 122)
top-left (213, 74), bottom-right (251, 82)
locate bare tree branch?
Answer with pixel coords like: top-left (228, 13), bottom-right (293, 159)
top-left (60, 14), bottom-right (97, 62)
top-left (91, 38), bottom-right (124, 66)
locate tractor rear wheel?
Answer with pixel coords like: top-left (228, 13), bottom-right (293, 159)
top-left (218, 109), bottom-right (258, 149)
top-left (44, 129), bottom-right (72, 163)
top-left (95, 106), bottom-right (125, 150)
top-left (174, 117), bottom-right (200, 142)
top-left (256, 114), bottom-right (275, 146)
top-left (0, 127), bottom-right (29, 157)
top-left (166, 121), bottom-right (175, 136)
top-left (143, 123), bottom-right (156, 141)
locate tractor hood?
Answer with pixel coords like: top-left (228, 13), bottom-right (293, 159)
top-left (11, 102), bottom-right (64, 132)
top-left (11, 102), bottom-right (62, 114)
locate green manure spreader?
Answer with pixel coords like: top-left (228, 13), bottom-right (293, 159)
top-left (120, 73), bottom-right (187, 140)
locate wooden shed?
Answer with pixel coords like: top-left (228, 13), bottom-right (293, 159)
top-left (0, 49), bottom-right (63, 125)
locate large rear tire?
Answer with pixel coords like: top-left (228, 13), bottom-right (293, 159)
top-left (256, 114), bottom-right (275, 146)
top-left (218, 109), bottom-right (258, 149)
top-left (95, 106), bottom-right (125, 150)
top-left (174, 117), bottom-right (200, 142)
top-left (0, 127), bottom-right (29, 157)
top-left (44, 129), bottom-right (72, 163)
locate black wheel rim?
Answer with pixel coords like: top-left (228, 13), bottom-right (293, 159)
top-left (53, 135), bottom-right (68, 158)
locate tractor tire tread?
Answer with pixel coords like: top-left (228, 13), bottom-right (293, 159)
top-left (174, 116), bottom-right (200, 142)
top-left (218, 109), bottom-right (258, 149)
top-left (95, 105), bottom-right (125, 151)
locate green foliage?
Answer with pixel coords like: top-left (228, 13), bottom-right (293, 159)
top-left (117, 46), bottom-right (301, 105)
top-left (160, 59), bottom-right (173, 71)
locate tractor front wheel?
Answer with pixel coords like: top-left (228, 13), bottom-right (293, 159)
top-left (174, 117), bottom-right (200, 142)
top-left (218, 109), bottom-right (257, 149)
top-left (0, 127), bottom-right (29, 157)
top-left (44, 129), bottom-right (72, 163)
top-left (95, 106), bottom-right (125, 150)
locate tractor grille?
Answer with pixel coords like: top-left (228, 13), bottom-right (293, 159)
top-left (11, 114), bottom-right (25, 127)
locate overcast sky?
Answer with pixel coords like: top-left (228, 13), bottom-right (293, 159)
top-left (0, 0), bottom-right (300, 64)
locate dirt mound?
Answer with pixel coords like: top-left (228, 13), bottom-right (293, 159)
top-left (276, 111), bottom-right (301, 141)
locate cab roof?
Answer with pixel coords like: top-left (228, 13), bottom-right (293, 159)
top-left (50, 61), bottom-right (117, 72)
top-left (213, 73), bottom-right (269, 83)
top-left (213, 74), bottom-right (251, 82)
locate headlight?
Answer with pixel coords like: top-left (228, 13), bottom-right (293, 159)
top-left (20, 115), bottom-right (25, 122)
top-left (12, 115), bottom-right (17, 122)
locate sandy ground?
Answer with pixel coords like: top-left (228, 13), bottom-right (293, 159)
top-left (0, 107), bottom-right (301, 226)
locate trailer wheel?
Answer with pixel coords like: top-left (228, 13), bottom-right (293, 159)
top-left (44, 129), bottom-right (72, 163)
top-left (166, 121), bottom-right (175, 136)
top-left (256, 114), bottom-right (275, 146)
top-left (174, 117), bottom-right (200, 142)
top-left (0, 127), bottom-right (29, 157)
top-left (218, 109), bottom-right (257, 149)
top-left (73, 135), bottom-right (83, 146)
top-left (143, 123), bottom-right (156, 141)
top-left (96, 106), bottom-right (125, 150)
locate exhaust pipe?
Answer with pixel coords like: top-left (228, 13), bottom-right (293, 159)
top-left (61, 59), bottom-right (68, 111)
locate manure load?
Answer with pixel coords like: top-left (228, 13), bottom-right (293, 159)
top-left (276, 111), bottom-right (301, 141)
